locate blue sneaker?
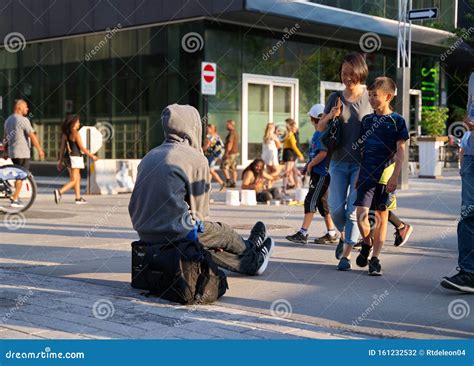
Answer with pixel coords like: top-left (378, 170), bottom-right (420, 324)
top-left (337, 257), bottom-right (351, 271)
top-left (335, 239), bottom-right (344, 260)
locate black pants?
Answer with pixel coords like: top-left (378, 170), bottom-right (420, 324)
top-left (198, 221), bottom-right (263, 275)
top-left (11, 158), bottom-right (30, 171)
top-left (304, 172), bottom-right (330, 216)
top-left (256, 187), bottom-right (281, 203)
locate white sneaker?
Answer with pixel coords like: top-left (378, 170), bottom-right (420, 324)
top-left (10, 199), bottom-right (25, 208)
top-left (54, 189), bottom-right (61, 204)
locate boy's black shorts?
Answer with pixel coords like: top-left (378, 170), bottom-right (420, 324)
top-left (304, 172), bottom-right (330, 216)
top-left (355, 180), bottom-right (392, 211)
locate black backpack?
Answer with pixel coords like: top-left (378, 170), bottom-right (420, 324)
top-left (131, 240), bottom-right (228, 305)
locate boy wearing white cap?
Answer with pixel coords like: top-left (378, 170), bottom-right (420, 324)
top-left (286, 104), bottom-right (340, 245)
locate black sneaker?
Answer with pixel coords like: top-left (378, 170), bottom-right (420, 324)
top-left (285, 231), bottom-right (308, 244)
top-left (256, 237), bottom-right (274, 275)
top-left (75, 197), bottom-right (87, 205)
top-left (441, 269), bottom-right (474, 293)
top-left (356, 241), bottom-right (373, 267)
top-left (314, 232), bottom-right (341, 244)
top-left (394, 224), bottom-right (413, 247)
top-left (368, 257), bottom-right (382, 276)
top-left (335, 239), bottom-right (344, 259)
top-left (353, 240), bottom-right (363, 249)
top-left (247, 221), bottom-right (267, 249)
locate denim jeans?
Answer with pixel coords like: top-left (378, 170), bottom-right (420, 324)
top-left (458, 155), bottom-right (474, 273)
top-left (328, 160), bottom-right (360, 245)
top-left (198, 221), bottom-right (262, 275)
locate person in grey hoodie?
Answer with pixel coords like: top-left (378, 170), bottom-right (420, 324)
top-left (129, 104), bottom-right (274, 275)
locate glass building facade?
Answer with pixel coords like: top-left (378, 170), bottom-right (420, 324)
top-left (0, 19), bottom-right (442, 163)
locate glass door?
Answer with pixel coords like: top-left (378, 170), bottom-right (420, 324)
top-left (242, 74), bottom-right (298, 166)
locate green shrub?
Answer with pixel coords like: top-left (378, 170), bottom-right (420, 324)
top-left (421, 107), bottom-right (449, 136)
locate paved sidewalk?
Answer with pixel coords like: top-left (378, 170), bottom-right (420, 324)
top-left (0, 174), bottom-right (472, 339)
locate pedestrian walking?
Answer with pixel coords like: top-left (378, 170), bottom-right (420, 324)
top-left (317, 53), bottom-right (373, 260)
top-left (2, 99), bottom-right (45, 207)
top-left (221, 120), bottom-right (239, 188)
top-left (351, 77), bottom-right (409, 275)
top-left (204, 123), bottom-right (225, 191)
top-left (286, 104), bottom-right (340, 245)
top-left (54, 114), bottom-right (98, 205)
top-left (441, 71), bottom-right (474, 292)
top-left (282, 119), bottom-right (304, 191)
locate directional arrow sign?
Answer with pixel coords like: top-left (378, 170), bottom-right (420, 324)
top-left (408, 7), bottom-right (438, 21)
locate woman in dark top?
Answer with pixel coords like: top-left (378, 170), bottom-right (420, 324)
top-left (54, 114), bottom-right (98, 204)
top-left (318, 53), bottom-right (372, 263)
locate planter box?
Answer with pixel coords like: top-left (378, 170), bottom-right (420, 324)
top-left (417, 136), bottom-right (448, 178)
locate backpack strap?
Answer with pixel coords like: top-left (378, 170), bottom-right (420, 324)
top-left (324, 91), bottom-right (343, 168)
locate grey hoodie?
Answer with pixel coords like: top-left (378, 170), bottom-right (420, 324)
top-left (128, 104), bottom-right (210, 243)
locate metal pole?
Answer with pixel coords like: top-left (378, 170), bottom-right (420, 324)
top-left (396, 0), bottom-right (411, 189)
top-left (203, 94), bottom-right (209, 143)
top-left (86, 128), bottom-right (91, 195)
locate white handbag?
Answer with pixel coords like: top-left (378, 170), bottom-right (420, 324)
top-left (66, 140), bottom-right (85, 169)
top-left (69, 155), bottom-right (85, 169)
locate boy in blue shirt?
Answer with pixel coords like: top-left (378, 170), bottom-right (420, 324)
top-left (441, 71), bottom-right (474, 292)
top-left (353, 77), bottom-right (409, 275)
top-left (286, 104), bottom-right (339, 245)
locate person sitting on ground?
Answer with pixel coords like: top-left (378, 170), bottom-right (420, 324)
top-left (129, 104), bottom-right (274, 276)
top-left (286, 104), bottom-right (340, 245)
top-left (241, 159), bottom-right (281, 204)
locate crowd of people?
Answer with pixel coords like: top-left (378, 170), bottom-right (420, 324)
top-left (2, 52), bottom-right (472, 292)
top-left (196, 52), bottom-right (473, 287)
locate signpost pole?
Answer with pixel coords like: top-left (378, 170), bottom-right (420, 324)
top-left (396, 0), bottom-right (411, 190)
top-left (86, 128), bottom-right (91, 195)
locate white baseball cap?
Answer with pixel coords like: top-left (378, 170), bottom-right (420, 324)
top-left (308, 104), bottom-right (325, 118)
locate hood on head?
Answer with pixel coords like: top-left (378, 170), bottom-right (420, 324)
top-left (161, 104), bottom-right (202, 149)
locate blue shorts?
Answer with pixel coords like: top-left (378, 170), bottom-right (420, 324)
top-left (355, 180), bottom-right (393, 211)
top-left (207, 156), bottom-right (221, 169)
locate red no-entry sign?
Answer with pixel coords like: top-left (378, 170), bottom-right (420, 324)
top-left (201, 62), bottom-right (216, 95)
